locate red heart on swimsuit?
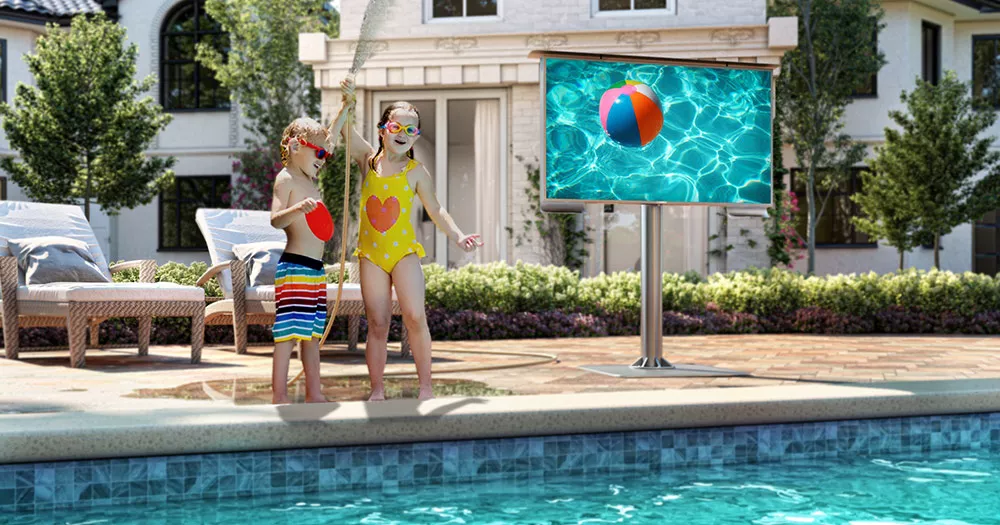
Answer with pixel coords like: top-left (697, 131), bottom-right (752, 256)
top-left (366, 195), bottom-right (400, 233)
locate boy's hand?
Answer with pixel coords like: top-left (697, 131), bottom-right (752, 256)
top-left (297, 198), bottom-right (319, 214)
top-left (456, 234), bottom-right (483, 252)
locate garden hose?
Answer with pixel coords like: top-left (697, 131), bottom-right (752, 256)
top-left (303, 346), bottom-right (558, 379)
top-left (288, 89), bottom-right (353, 387)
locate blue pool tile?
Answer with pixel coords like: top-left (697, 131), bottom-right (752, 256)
top-left (270, 472), bottom-right (286, 489)
top-left (286, 454), bottom-right (303, 473)
top-left (240, 454), bottom-right (258, 473)
top-left (15, 469), bottom-right (33, 488)
top-left (111, 482), bottom-right (129, 499)
top-left (302, 451), bottom-right (318, 471)
top-left (148, 461), bottom-right (166, 481)
top-left (219, 475), bottom-right (235, 493)
top-left (129, 481), bottom-right (147, 498)
top-left (111, 464), bottom-right (129, 482)
top-left (166, 478), bottom-right (184, 496)
top-left (318, 470), bottom-right (335, 489)
top-left (148, 479), bottom-right (165, 497)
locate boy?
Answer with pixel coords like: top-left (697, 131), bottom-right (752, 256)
top-left (269, 111), bottom-right (349, 404)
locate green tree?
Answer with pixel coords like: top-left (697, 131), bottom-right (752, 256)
top-left (860, 71), bottom-right (1000, 269)
top-left (197, 0), bottom-right (337, 154)
top-left (770, 0), bottom-right (887, 273)
top-left (851, 166), bottom-right (926, 271)
top-left (0, 14), bottom-right (174, 220)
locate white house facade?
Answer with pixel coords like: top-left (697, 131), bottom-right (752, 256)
top-left (300, 0), bottom-right (797, 277)
top-left (0, 0), bottom-right (247, 266)
top-left (3, 0), bottom-right (996, 277)
top-left (785, 0), bottom-right (1000, 277)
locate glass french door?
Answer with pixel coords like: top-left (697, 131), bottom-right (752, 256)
top-left (372, 89), bottom-right (508, 268)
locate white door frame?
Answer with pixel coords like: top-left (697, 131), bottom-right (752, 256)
top-left (371, 89), bottom-right (509, 266)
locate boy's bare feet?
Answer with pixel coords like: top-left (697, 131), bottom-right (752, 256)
top-left (272, 394), bottom-right (291, 405)
top-left (368, 389), bottom-right (386, 402)
top-left (306, 395), bottom-right (327, 403)
top-left (417, 387), bottom-right (434, 401)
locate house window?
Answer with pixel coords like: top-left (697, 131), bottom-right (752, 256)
top-left (975, 209), bottom-right (1000, 276)
top-left (159, 175), bottom-right (230, 250)
top-left (160, 0), bottom-right (230, 111)
top-left (1, 39), bottom-right (6, 103)
top-left (922, 21), bottom-right (941, 85)
top-left (851, 18), bottom-right (878, 98)
top-left (973, 35), bottom-right (1000, 107)
top-left (428, 0), bottom-right (498, 18)
top-left (789, 168), bottom-right (875, 247)
top-left (595, 0), bottom-right (669, 11)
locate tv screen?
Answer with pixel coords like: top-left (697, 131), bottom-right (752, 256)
top-left (539, 52), bottom-right (775, 206)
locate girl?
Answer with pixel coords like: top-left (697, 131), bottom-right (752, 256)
top-left (338, 77), bottom-right (482, 401)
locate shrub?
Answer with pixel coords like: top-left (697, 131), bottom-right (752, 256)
top-left (5, 261), bottom-right (1000, 348)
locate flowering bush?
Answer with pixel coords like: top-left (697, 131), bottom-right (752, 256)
top-left (765, 190), bottom-right (806, 269)
top-left (224, 147), bottom-right (282, 210)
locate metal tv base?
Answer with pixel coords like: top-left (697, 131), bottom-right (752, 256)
top-left (580, 204), bottom-right (750, 379)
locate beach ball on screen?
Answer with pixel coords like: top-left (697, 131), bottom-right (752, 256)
top-left (599, 80), bottom-right (663, 147)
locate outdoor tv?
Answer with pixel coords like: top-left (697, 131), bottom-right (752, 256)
top-left (533, 51), bottom-right (776, 207)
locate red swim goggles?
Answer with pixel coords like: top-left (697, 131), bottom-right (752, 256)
top-left (297, 137), bottom-right (332, 160)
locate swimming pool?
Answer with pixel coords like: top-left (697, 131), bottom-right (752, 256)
top-left (10, 447), bottom-right (998, 524)
top-left (4, 408), bottom-right (1000, 523)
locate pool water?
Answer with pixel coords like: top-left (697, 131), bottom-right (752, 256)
top-left (12, 448), bottom-right (999, 524)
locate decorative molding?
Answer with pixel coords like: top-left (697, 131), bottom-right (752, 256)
top-left (228, 101), bottom-right (240, 148)
top-left (711, 28), bottom-right (755, 46)
top-left (526, 34), bottom-right (569, 49)
top-left (348, 40), bottom-right (389, 58)
top-left (435, 37), bottom-right (478, 55)
top-left (150, 0), bottom-right (182, 151)
top-left (615, 31), bottom-right (660, 50)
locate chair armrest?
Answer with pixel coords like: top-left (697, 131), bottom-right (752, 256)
top-left (110, 259), bottom-right (157, 283)
top-left (196, 262), bottom-right (230, 287)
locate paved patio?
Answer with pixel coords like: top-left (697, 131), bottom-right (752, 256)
top-left (2, 334), bottom-right (1000, 412)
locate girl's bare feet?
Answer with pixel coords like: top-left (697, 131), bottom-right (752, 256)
top-left (306, 395), bottom-right (327, 403)
top-left (272, 394), bottom-right (290, 405)
top-left (417, 387), bottom-right (434, 400)
top-left (368, 389), bottom-right (386, 402)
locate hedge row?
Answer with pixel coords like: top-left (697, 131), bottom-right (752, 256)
top-left (4, 261), bottom-right (996, 347)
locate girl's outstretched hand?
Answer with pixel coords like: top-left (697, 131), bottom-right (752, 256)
top-left (341, 77), bottom-right (356, 104)
top-left (457, 234), bottom-right (484, 252)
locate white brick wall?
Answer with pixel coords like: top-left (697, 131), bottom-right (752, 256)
top-left (509, 84), bottom-right (546, 264)
top-left (339, 0), bottom-right (766, 40)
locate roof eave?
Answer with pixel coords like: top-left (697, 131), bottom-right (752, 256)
top-left (951, 0), bottom-right (1000, 13)
top-left (0, 7), bottom-right (75, 26)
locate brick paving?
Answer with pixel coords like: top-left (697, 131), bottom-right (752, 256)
top-left (1, 334), bottom-right (999, 411)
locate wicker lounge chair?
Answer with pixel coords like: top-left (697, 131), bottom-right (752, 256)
top-left (194, 208), bottom-right (409, 356)
top-left (0, 202), bottom-right (206, 368)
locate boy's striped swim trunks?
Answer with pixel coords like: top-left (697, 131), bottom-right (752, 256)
top-left (273, 252), bottom-right (327, 343)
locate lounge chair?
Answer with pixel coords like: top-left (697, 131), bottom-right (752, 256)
top-left (194, 208), bottom-right (410, 356)
top-left (0, 201), bottom-right (206, 368)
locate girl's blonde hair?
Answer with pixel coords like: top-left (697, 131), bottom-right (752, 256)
top-left (280, 117), bottom-right (331, 167)
top-left (369, 102), bottom-right (420, 172)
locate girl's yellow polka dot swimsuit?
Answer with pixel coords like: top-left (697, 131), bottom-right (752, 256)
top-left (354, 158), bottom-right (427, 273)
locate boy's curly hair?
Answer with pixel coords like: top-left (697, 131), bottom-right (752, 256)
top-left (280, 118), bottom-right (331, 166)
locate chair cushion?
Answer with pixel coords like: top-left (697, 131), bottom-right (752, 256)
top-left (245, 283), bottom-right (372, 302)
top-left (232, 241), bottom-right (285, 287)
top-left (18, 282), bottom-right (205, 303)
top-left (8, 236), bottom-right (111, 285)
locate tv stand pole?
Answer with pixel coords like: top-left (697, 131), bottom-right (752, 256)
top-left (632, 203), bottom-right (673, 369)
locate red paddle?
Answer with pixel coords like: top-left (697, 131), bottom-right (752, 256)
top-left (306, 201), bottom-right (335, 241)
